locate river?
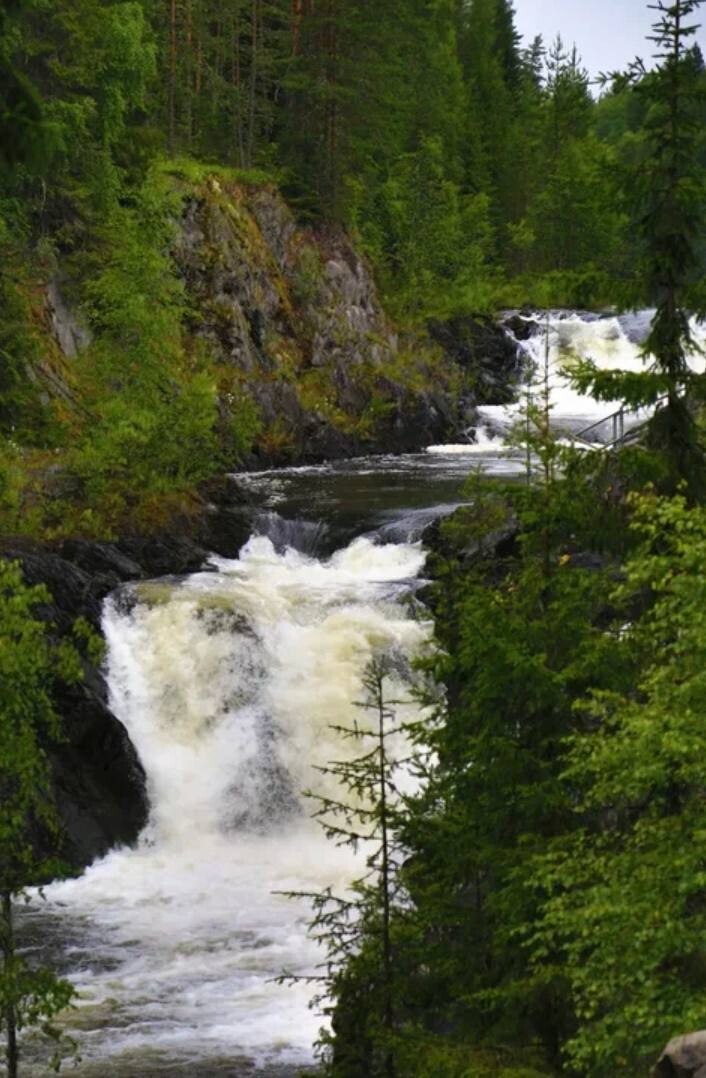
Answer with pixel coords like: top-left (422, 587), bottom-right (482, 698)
top-left (18, 311), bottom-right (706, 1075)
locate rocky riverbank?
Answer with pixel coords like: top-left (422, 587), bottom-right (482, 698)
top-left (0, 480), bottom-right (259, 868)
top-left (6, 175), bottom-right (527, 868)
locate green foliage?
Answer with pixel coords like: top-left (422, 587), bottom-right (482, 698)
top-left (530, 491), bottom-right (706, 1076)
top-left (364, 137), bottom-right (495, 317)
top-left (0, 560), bottom-right (83, 1073)
top-left (46, 166), bottom-right (245, 535)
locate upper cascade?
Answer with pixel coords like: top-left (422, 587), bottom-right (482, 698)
top-left (476, 310), bottom-right (706, 446)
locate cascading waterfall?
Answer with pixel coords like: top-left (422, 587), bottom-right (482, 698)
top-left (31, 536), bottom-right (431, 1075)
top-left (443, 311), bottom-right (706, 452)
top-left (23, 308), bottom-right (706, 1074)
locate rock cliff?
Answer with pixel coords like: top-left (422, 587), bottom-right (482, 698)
top-left (11, 177), bottom-right (524, 868)
top-left (173, 177), bottom-right (462, 460)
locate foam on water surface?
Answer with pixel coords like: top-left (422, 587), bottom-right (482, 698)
top-left (29, 536), bottom-right (431, 1074)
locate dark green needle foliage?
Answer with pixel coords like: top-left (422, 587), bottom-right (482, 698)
top-left (280, 657), bottom-right (417, 1078)
top-left (573, 1), bottom-right (706, 498)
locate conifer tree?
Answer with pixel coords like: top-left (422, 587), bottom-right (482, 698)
top-left (281, 657), bottom-right (412, 1077)
top-left (575, 0), bottom-right (706, 497)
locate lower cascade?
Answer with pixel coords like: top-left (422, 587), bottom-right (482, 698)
top-left (29, 536), bottom-right (431, 1075)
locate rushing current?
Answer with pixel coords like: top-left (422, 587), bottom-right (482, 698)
top-left (20, 310), bottom-right (706, 1075)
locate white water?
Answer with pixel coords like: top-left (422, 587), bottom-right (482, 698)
top-left (35, 536), bottom-right (431, 1075)
top-left (472, 311), bottom-right (706, 449)
top-left (27, 309), bottom-right (706, 1073)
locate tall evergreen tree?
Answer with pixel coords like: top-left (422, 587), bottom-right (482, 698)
top-left (281, 658), bottom-right (414, 1077)
top-left (576, 0), bottom-right (706, 497)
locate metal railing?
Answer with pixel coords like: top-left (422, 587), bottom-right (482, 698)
top-left (571, 395), bottom-right (670, 451)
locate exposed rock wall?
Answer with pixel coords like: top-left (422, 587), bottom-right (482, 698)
top-left (175, 180), bottom-right (461, 460)
top-left (39, 178), bottom-right (524, 464)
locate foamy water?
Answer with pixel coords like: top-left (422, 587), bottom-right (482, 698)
top-left (474, 311), bottom-right (706, 446)
top-left (32, 537), bottom-right (431, 1074)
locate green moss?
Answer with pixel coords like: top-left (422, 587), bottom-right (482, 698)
top-left (155, 156), bottom-right (276, 189)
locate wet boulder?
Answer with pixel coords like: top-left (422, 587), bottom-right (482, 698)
top-left (50, 672), bottom-right (149, 867)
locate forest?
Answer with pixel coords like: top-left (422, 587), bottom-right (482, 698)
top-left (1, 0), bottom-right (705, 537)
top-left (2, 0), bottom-right (706, 1076)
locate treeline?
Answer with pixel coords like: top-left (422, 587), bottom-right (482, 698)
top-left (4, 0), bottom-right (705, 314)
top-left (128, 0), bottom-right (706, 311)
top-left (2, 0), bottom-right (706, 539)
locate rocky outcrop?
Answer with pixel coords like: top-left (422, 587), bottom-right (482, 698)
top-left (38, 179), bottom-right (527, 464)
top-left (174, 179), bottom-right (461, 461)
top-left (656, 1032), bottom-right (706, 1077)
top-left (0, 540), bottom-right (149, 868)
top-left (46, 277), bottom-right (91, 359)
top-left (428, 313), bottom-right (524, 407)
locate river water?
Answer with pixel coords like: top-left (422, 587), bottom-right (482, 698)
top-left (18, 312), bottom-right (706, 1076)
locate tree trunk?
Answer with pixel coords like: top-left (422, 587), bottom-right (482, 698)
top-left (1, 891), bottom-right (18, 1078)
top-left (375, 676), bottom-right (395, 1078)
top-left (185, 0), bottom-right (193, 148)
top-left (246, 0), bottom-right (259, 168)
top-left (168, 0), bottom-right (178, 152)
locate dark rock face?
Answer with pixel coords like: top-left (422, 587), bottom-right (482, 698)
top-left (174, 183), bottom-right (461, 462)
top-left (655, 1031), bottom-right (706, 1077)
top-left (428, 314), bottom-right (523, 406)
top-left (49, 674), bottom-right (148, 867)
top-left (0, 540), bottom-right (151, 868)
top-left (0, 519), bottom-right (251, 870)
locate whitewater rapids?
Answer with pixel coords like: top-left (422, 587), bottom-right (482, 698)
top-left (30, 536), bottom-right (431, 1075)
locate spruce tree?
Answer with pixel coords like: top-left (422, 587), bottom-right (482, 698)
top-left (575, 0), bottom-right (706, 497)
top-left (280, 657), bottom-right (413, 1077)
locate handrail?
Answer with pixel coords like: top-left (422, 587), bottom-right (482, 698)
top-left (465, 396), bottom-right (669, 453)
top-left (573, 394), bottom-right (670, 450)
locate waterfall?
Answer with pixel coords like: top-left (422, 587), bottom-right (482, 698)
top-left (466, 311), bottom-right (706, 449)
top-left (28, 307), bottom-right (706, 1074)
top-left (37, 535), bottom-right (431, 1075)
